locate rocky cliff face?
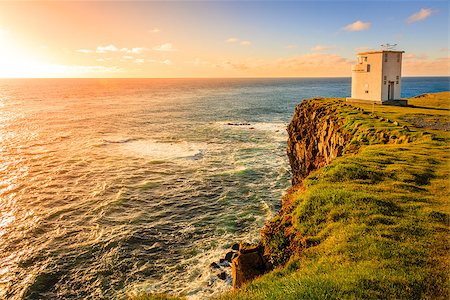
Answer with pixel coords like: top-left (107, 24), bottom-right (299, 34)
top-left (233, 98), bottom-right (415, 287)
top-left (287, 99), bottom-right (351, 185)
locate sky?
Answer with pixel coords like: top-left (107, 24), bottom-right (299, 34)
top-left (0, 1), bottom-right (448, 78)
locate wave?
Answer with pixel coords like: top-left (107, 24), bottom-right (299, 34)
top-left (121, 140), bottom-right (206, 160)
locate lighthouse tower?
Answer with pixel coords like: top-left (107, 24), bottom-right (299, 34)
top-left (347, 49), bottom-right (406, 105)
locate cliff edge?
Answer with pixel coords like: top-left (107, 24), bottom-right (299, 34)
top-left (220, 93), bottom-right (450, 300)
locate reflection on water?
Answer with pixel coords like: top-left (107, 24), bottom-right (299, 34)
top-left (0, 77), bottom-right (448, 299)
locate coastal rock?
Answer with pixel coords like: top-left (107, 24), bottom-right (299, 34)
top-left (231, 243), bottom-right (240, 251)
top-left (217, 271), bottom-right (227, 280)
top-left (224, 251), bottom-right (234, 262)
top-left (287, 99), bottom-right (351, 185)
top-left (232, 243), bottom-right (268, 289)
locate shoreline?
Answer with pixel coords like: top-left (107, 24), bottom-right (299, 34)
top-left (136, 91), bottom-right (450, 299)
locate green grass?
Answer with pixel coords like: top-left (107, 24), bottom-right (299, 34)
top-left (217, 92), bottom-right (450, 300)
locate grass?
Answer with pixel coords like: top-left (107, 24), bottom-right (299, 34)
top-left (216, 92), bottom-right (450, 300)
top-left (133, 92), bottom-right (449, 300)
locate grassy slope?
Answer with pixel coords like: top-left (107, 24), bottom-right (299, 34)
top-left (217, 92), bottom-right (450, 300)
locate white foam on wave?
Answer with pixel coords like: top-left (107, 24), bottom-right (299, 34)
top-left (218, 122), bottom-right (287, 141)
top-left (121, 140), bottom-right (206, 160)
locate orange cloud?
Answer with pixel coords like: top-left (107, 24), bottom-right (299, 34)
top-left (403, 54), bottom-right (450, 75)
top-left (343, 20), bottom-right (371, 31)
top-left (226, 37), bottom-right (239, 43)
top-left (153, 43), bottom-right (177, 51)
top-left (311, 45), bottom-right (335, 52)
top-left (226, 38), bottom-right (252, 46)
top-left (407, 8), bottom-right (434, 24)
top-left (274, 53), bottom-right (353, 76)
top-left (96, 45), bottom-right (118, 53)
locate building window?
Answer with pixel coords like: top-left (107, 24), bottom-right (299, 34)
top-left (397, 53), bottom-right (400, 62)
top-left (384, 81), bottom-right (387, 85)
top-left (363, 57), bottom-right (368, 62)
top-left (384, 53), bottom-right (388, 62)
top-left (367, 64), bottom-right (370, 72)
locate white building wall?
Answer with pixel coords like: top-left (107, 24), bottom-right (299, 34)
top-left (381, 52), bottom-right (402, 101)
top-left (349, 50), bottom-right (403, 103)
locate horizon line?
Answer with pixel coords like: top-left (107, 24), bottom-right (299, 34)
top-left (1, 75), bottom-right (449, 80)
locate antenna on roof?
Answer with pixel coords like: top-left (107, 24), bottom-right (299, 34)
top-left (381, 43), bottom-right (398, 50)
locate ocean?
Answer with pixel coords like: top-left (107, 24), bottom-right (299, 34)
top-left (0, 77), bottom-right (448, 299)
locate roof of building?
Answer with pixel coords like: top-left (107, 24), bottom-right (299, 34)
top-left (357, 50), bottom-right (405, 55)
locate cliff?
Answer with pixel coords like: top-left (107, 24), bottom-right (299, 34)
top-left (287, 99), bottom-right (350, 185)
top-left (137, 93), bottom-right (450, 300)
top-left (220, 94), bottom-right (450, 299)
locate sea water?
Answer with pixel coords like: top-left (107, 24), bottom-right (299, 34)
top-left (0, 77), bottom-right (448, 299)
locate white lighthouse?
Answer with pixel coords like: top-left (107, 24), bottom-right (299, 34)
top-left (347, 49), bottom-right (406, 105)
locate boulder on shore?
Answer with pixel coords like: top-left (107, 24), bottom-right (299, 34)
top-left (231, 243), bottom-right (269, 289)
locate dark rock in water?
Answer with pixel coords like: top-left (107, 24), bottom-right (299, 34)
top-left (225, 251), bottom-right (235, 262)
top-left (231, 243), bottom-right (240, 251)
top-left (210, 262), bottom-right (220, 269)
top-left (217, 271), bottom-right (227, 280)
top-left (219, 258), bottom-right (226, 264)
top-left (232, 243), bottom-right (269, 289)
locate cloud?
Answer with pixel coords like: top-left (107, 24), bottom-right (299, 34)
top-left (354, 46), bottom-right (375, 52)
top-left (120, 47), bottom-right (144, 54)
top-left (226, 37), bottom-right (251, 46)
top-left (403, 55), bottom-right (449, 75)
top-left (213, 60), bottom-right (250, 70)
top-left (343, 20), bottom-right (371, 31)
top-left (407, 8), bottom-right (434, 24)
top-left (77, 46), bottom-right (145, 54)
top-left (150, 28), bottom-right (160, 33)
top-left (161, 59), bottom-right (172, 65)
top-left (210, 52), bottom-right (353, 76)
top-left (96, 44), bottom-right (118, 53)
top-left (403, 53), bottom-right (430, 61)
top-left (153, 43), bottom-right (177, 51)
top-left (185, 58), bottom-right (209, 66)
top-left (311, 45), bottom-right (335, 52)
top-left (272, 53), bottom-right (353, 76)
top-left (226, 37), bottom-right (239, 43)
top-left (122, 55), bottom-right (134, 60)
top-left (77, 49), bottom-right (94, 53)
top-left (135, 58), bottom-right (145, 64)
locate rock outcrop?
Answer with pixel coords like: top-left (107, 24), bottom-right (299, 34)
top-left (233, 98), bottom-right (415, 288)
top-left (287, 99), bottom-right (351, 185)
top-left (231, 243), bottom-right (269, 289)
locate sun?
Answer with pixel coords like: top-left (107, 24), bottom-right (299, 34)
top-left (0, 31), bottom-right (73, 78)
